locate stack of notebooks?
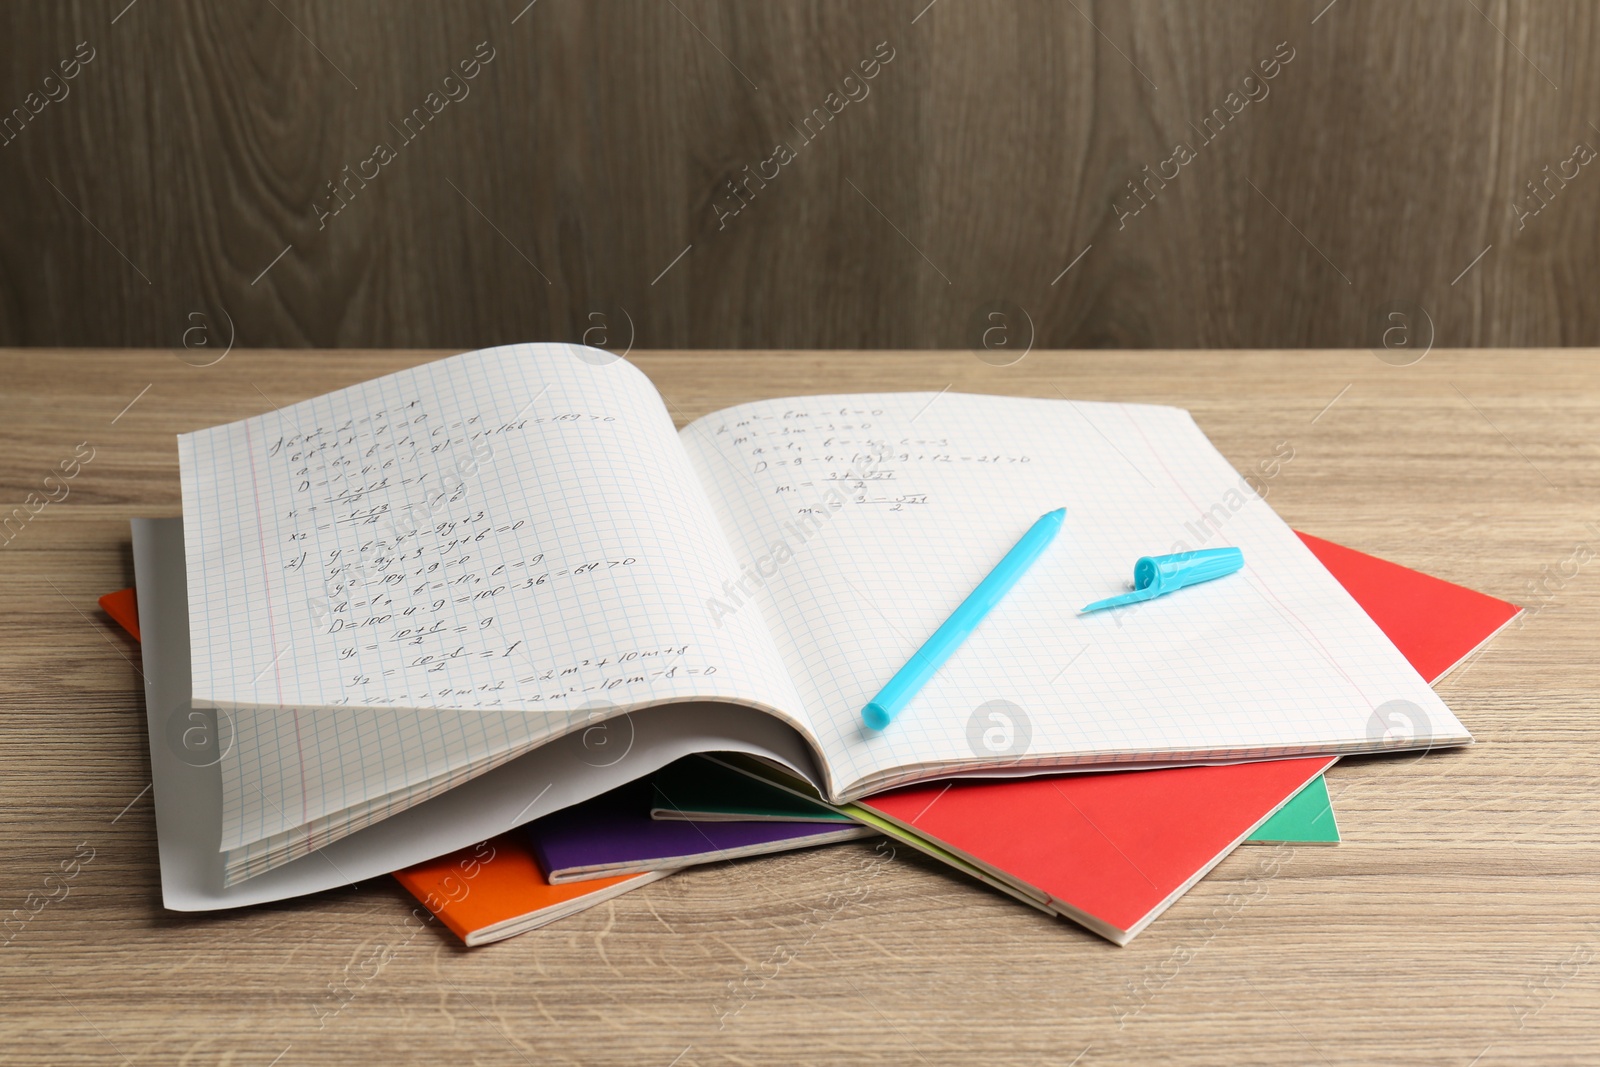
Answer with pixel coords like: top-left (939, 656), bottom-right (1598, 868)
top-left (113, 344), bottom-right (1518, 946)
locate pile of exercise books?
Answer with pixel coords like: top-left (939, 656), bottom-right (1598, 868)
top-left (113, 345), bottom-right (1518, 946)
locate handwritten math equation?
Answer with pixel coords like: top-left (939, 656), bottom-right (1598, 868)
top-left (709, 405), bottom-right (1032, 516)
top-left (257, 396), bottom-right (672, 706)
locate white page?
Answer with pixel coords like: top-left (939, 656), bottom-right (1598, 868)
top-left (177, 345), bottom-right (808, 856)
top-left (135, 518), bottom-right (827, 910)
top-left (679, 392), bottom-right (1470, 800)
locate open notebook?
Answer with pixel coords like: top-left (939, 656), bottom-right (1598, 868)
top-left (176, 344), bottom-right (1468, 885)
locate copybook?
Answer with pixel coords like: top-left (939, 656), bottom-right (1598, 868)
top-left (1243, 774), bottom-right (1339, 845)
top-left (860, 756), bottom-right (1337, 943)
top-left (1247, 531), bottom-right (1519, 844)
top-left (652, 533), bottom-right (1518, 847)
top-left (527, 776), bottom-right (871, 882)
top-left (170, 344), bottom-right (1468, 888)
top-left (706, 529), bottom-right (1519, 943)
top-left (393, 833), bottom-right (665, 947)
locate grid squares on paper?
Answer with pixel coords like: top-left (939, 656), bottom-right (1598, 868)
top-left (179, 345), bottom-right (805, 864)
top-left (181, 358), bottom-right (1472, 877)
top-left (677, 392), bottom-right (1469, 800)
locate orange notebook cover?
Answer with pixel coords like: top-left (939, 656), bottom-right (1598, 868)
top-left (98, 587), bottom-right (140, 642)
top-left (392, 833), bottom-right (665, 946)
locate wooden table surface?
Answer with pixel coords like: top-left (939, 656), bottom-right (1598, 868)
top-left (2, 348), bottom-right (1597, 1066)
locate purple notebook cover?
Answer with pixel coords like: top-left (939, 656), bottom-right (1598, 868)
top-left (528, 780), bottom-right (863, 881)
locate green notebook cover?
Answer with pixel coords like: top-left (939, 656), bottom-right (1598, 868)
top-left (1243, 774), bottom-right (1340, 845)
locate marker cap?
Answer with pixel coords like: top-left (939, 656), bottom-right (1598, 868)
top-left (1133, 547), bottom-right (1244, 595)
top-left (1079, 546), bottom-right (1243, 614)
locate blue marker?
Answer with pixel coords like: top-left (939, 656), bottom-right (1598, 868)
top-left (862, 507), bottom-right (1066, 731)
top-left (1078, 546), bottom-right (1243, 614)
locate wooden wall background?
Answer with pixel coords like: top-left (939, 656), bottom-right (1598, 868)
top-left (0, 0), bottom-right (1597, 351)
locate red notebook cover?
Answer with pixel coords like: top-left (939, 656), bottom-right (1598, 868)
top-left (857, 531), bottom-right (1520, 944)
top-left (1294, 531), bottom-right (1520, 682)
top-left (864, 756), bottom-right (1333, 943)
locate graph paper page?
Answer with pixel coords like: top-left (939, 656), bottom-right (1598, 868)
top-left (178, 345), bottom-right (806, 851)
top-left (679, 392), bottom-right (1469, 801)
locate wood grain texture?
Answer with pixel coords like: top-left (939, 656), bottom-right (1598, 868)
top-left (2, 347), bottom-right (1599, 1065)
top-left (1, 2), bottom-right (1599, 349)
